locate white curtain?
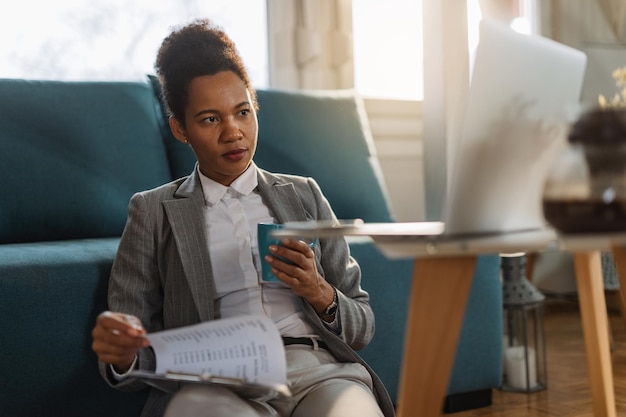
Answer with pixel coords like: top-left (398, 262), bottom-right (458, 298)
top-left (266, 0), bottom-right (353, 89)
top-left (421, 0), bottom-right (470, 220)
top-left (540, 0), bottom-right (626, 105)
top-left (598, 0), bottom-right (626, 39)
top-left (542, 0), bottom-right (626, 43)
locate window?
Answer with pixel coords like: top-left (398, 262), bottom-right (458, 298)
top-left (0, 0), bottom-right (268, 87)
top-left (352, 0), bottom-right (423, 101)
top-left (352, 0), bottom-right (535, 101)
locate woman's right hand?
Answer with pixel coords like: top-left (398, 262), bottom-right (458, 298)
top-left (92, 311), bottom-right (150, 373)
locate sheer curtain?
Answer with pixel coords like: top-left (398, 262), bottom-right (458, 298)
top-left (421, 0), bottom-right (471, 220)
top-left (541, 0), bottom-right (626, 45)
top-left (540, 0), bottom-right (626, 105)
top-left (266, 0), bottom-right (353, 89)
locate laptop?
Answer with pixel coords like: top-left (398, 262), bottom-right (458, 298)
top-left (443, 19), bottom-right (587, 236)
top-left (276, 20), bottom-right (587, 250)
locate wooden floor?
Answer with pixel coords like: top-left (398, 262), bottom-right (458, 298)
top-left (453, 293), bottom-right (626, 417)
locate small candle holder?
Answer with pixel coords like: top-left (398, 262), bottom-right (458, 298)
top-left (501, 253), bottom-right (547, 393)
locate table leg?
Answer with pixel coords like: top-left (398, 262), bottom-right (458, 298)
top-left (573, 251), bottom-right (616, 417)
top-left (395, 256), bottom-right (477, 417)
top-left (610, 246), bottom-right (626, 330)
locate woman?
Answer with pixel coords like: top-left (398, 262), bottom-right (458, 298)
top-left (91, 19), bottom-right (394, 417)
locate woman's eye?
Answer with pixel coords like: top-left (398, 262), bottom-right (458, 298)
top-left (239, 109), bottom-right (250, 116)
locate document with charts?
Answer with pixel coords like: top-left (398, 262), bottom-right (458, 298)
top-left (127, 314), bottom-right (291, 399)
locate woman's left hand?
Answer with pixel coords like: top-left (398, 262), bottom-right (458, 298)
top-left (265, 239), bottom-right (334, 314)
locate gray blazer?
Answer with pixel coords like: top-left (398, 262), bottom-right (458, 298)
top-left (99, 167), bottom-right (395, 417)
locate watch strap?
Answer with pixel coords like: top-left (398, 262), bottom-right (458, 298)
top-left (319, 287), bottom-right (338, 322)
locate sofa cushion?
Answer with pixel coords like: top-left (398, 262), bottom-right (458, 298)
top-left (254, 88), bottom-right (394, 222)
top-left (0, 79), bottom-right (172, 244)
top-left (0, 238), bottom-right (148, 416)
top-left (147, 74), bottom-right (196, 181)
top-left (349, 237), bottom-right (414, 401)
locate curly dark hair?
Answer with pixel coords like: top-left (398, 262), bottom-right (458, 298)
top-left (155, 19), bottom-right (258, 124)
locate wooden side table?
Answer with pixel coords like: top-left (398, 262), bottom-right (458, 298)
top-left (372, 229), bottom-right (558, 417)
top-left (277, 224), bottom-right (625, 417)
top-left (373, 230), bottom-right (626, 417)
top-left (390, 250), bottom-right (614, 417)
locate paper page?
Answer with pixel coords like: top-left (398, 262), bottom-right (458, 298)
top-left (147, 315), bottom-right (287, 386)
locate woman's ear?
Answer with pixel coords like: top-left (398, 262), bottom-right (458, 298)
top-left (169, 117), bottom-right (189, 144)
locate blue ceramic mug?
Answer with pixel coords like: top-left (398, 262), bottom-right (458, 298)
top-left (257, 223), bottom-right (317, 282)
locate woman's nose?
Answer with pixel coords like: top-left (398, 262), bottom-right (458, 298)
top-left (221, 118), bottom-right (243, 142)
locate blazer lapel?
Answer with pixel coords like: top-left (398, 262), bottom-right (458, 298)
top-left (257, 169), bottom-right (310, 223)
top-left (162, 171), bottom-right (215, 322)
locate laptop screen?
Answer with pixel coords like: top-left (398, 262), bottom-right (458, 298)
top-left (443, 19), bottom-right (587, 236)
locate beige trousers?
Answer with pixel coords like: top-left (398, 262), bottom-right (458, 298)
top-left (164, 345), bottom-right (384, 417)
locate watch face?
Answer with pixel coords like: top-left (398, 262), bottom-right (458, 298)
top-left (320, 288), bottom-right (338, 319)
top-left (324, 302), bottom-right (337, 317)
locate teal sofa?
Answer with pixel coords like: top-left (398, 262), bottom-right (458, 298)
top-left (0, 77), bottom-right (502, 416)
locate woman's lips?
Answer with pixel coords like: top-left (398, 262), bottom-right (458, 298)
top-left (223, 149), bottom-right (247, 161)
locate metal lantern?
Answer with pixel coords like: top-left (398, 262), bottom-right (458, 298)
top-left (501, 252), bottom-right (547, 393)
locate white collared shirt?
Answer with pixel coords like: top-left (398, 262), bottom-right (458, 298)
top-left (198, 163), bottom-right (317, 337)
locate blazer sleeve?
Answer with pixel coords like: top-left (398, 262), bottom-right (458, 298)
top-left (99, 191), bottom-right (163, 391)
top-left (299, 177), bottom-right (375, 351)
